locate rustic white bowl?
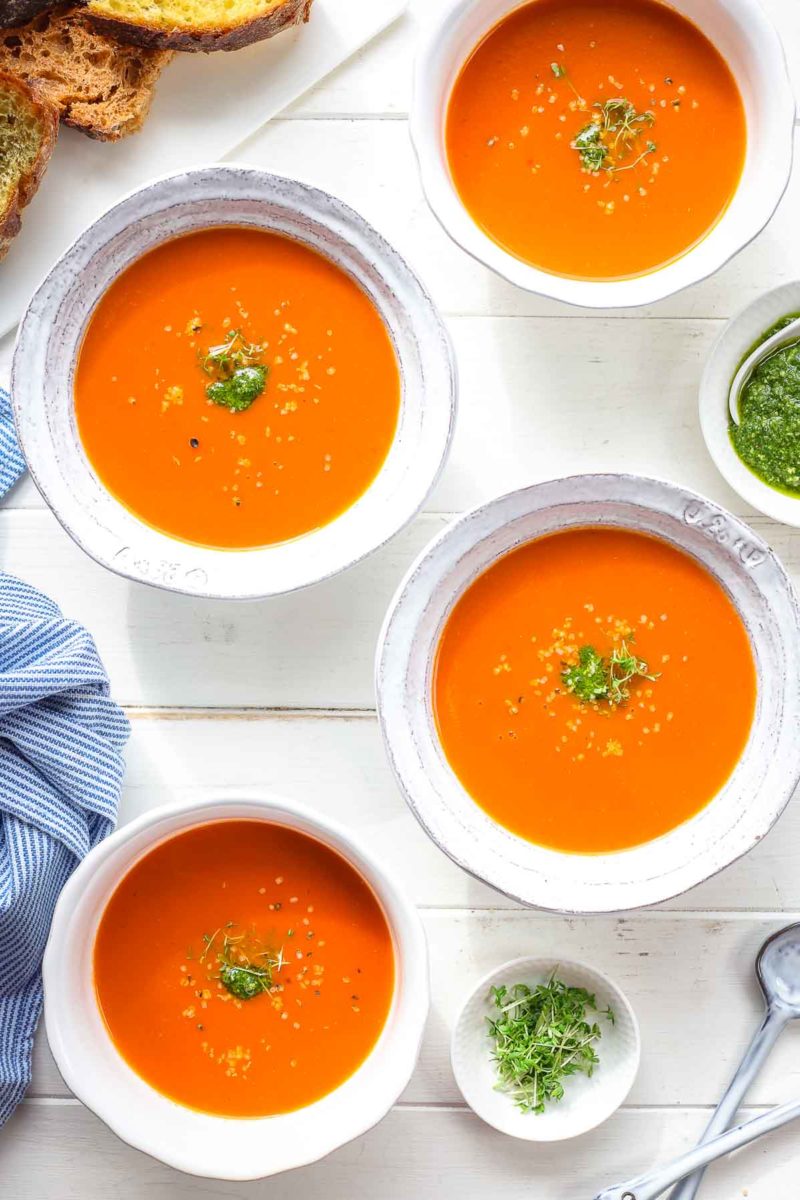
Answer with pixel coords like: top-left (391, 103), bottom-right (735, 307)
top-left (410, 0), bottom-right (795, 309)
top-left (376, 474), bottom-right (800, 913)
top-left (700, 281), bottom-right (800, 526)
top-left (42, 793), bottom-right (429, 1180)
top-left (452, 956), bottom-right (640, 1140)
top-left (12, 166), bottom-right (456, 599)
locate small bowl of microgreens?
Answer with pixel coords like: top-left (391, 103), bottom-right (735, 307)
top-left (451, 956), bottom-right (640, 1141)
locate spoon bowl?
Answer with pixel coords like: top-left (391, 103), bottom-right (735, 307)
top-left (727, 316), bottom-right (800, 424)
top-left (757, 922), bottom-right (800, 1011)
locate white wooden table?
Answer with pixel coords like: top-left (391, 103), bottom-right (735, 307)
top-left (2, 2), bottom-right (800, 1194)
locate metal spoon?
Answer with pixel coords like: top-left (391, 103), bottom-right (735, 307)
top-left (593, 1097), bottom-right (800, 1200)
top-left (666, 923), bottom-right (800, 1200)
top-left (595, 923), bottom-right (800, 1200)
top-left (728, 317), bottom-right (800, 424)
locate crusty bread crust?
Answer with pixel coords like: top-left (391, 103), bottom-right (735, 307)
top-left (0, 72), bottom-right (58, 259)
top-left (85, 0), bottom-right (313, 53)
top-left (0, 6), bottom-right (172, 141)
top-left (0, 0), bottom-right (57, 29)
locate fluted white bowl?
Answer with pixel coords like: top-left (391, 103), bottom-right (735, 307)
top-left (410, 0), bottom-right (795, 308)
top-left (43, 793), bottom-right (429, 1180)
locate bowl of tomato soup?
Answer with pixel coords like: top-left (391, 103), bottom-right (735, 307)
top-left (12, 166), bottom-right (456, 598)
top-left (377, 475), bottom-right (800, 912)
top-left (42, 794), bottom-right (428, 1180)
top-left (411, 0), bottom-right (794, 307)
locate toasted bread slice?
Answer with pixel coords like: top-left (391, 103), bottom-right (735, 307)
top-left (0, 70), bottom-right (57, 259)
top-left (85, 0), bottom-right (313, 53)
top-left (0, 5), bottom-right (172, 140)
top-left (0, 0), bottom-right (57, 28)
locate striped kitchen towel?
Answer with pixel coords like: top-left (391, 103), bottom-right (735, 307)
top-left (0, 387), bottom-right (129, 1126)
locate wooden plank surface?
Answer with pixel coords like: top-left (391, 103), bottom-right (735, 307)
top-left (5, 507), bottom-right (800, 710)
top-left (1, 1101), bottom-right (796, 1199)
top-left (30, 908), bottom-right (800, 1107)
top-left (4, 0), bottom-right (800, 1194)
top-left (1, 313), bottom-right (744, 509)
top-left (7, 711), bottom-right (800, 916)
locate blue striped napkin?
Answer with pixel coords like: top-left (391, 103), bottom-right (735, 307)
top-left (0, 387), bottom-right (129, 1126)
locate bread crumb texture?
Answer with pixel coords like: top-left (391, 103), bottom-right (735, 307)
top-left (0, 5), bottom-right (172, 140)
top-left (0, 70), bottom-right (57, 258)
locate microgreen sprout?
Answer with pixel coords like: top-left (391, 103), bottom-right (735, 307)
top-left (487, 976), bottom-right (614, 1114)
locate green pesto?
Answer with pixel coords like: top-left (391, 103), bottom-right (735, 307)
top-left (219, 960), bottom-right (271, 1000)
top-left (730, 313), bottom-right (800, 495)
top-left (207, 364), bottom-right (267, 413)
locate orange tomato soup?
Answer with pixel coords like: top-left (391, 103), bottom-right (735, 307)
top-left (446, 0), bottom-right (746, 280)
top-left (75, 228), bottom-right (400, 549)
top-left (94, 821), bottom-right (395, 1117)
top-left (433, 528), bottom-right (756, 853)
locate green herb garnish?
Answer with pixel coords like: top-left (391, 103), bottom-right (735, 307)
top-left (572, 97), bottom-right (656, 175)
top-left (488, 977), bottom-right (614, 1114)
top-left (562, 638), bottom-right (658, 707)
top-left (200, 329), bottom-right (268, 413)
top-left (550, 61), bottom-right (584, 105)
top-left (200, 923), bottom-right (284, 1002)
top-left (561, 644), bottom-right (608, 703)
top-left (201, 328), bottom-right (265, 377)
top-left (218, 960), bottom-right (272, 1000)
top-left (572, 121), bottom-right (608, 172)
top-left (207, 364), bottom-right (267, 413)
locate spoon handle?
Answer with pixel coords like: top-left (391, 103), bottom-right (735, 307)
top-left (593, 1094), bottom-right (800, 1200)
top-left (667, 1005), bottom-right (786, 1200)
top-left (727, 315), bottom-right (800, 424)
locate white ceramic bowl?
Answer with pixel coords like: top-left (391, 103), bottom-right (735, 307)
top-left (700, 281), bottom-right (800, 526)
top-left (452, 956), bottom-right (640, 1140)
top-left (376, 474), bottom-right (800, 913)
top-left (12, 166), bottom-right (456, 599)
top-left (410, 0), bottom-right (795, 309)
top-left (42, 793), bottom-right (429, 1180)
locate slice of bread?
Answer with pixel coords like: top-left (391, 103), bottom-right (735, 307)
top-left (0, 70), bottom-right (57, 259)
top-left (84, 0), bottom-right (313, 53)
top-left (0, 1), bottom-right (57, 28)
top-left (0, 5), bottom-right (172, 141)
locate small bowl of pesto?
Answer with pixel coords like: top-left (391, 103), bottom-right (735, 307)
top-left (451, 956), bottom-right (640, 1141)
top-left (701, 282), bottom-right (800, 526)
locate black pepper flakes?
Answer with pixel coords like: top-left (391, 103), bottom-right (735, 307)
top-left (189, 437), bottom-right (199, 448)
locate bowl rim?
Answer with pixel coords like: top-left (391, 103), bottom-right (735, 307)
top-left (450, 954), bottom-right (641, 1140)
top-left (700, 279), bottom-right (800, 526)
top-left (42, 791), bottom-right (430, 1180)
top-left (12, 164), bottom-right (457, 601)
top-left (409, 0), bottom-right (797, 309)
top-left (375, 472), bottom-right (800, 913)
